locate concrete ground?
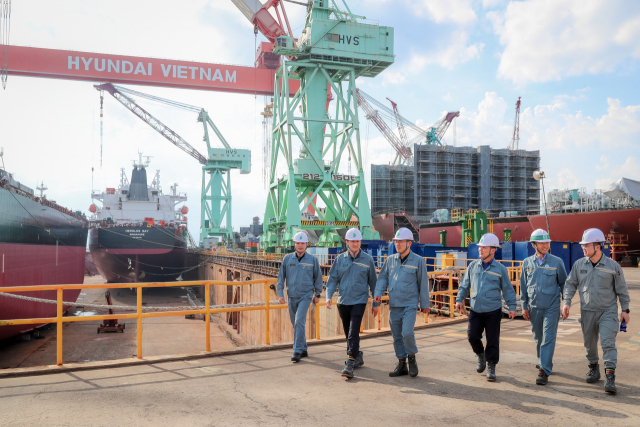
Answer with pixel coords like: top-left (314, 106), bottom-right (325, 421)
top-left (0, 270), bottom-right (638, 426)
top-left (0, 276), bottom-right (237, 368)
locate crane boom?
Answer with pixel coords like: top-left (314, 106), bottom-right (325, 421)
top-left (356, 89), bottom-right (412, 165)
top-left (94, 83), bottom-right (207, 165)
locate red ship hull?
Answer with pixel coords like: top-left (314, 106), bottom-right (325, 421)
top-left (529, 208), bottom-right (640, 250)
top-left (0, 243), bottom-right (85, 341)
top-left (419, 216), bottom-right (533, 245)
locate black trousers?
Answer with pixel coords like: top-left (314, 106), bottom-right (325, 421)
top-left (337, 303), bottom-right (367, 357)
top-left (467, 308), bottom-right (503, 364)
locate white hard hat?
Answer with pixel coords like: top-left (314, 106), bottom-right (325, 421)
top-left (393, 227), bottom-right (414, 241)
top-left (478, 233), bottom-right (500, 247)
top-left (579, 228), bottom-right (606, 244)
top-left (293, 231), bottom-right (309, 243)
top-left (345, 228), bottom-right (362, 241)
top-left (530, 229), bottom-right (551, 243)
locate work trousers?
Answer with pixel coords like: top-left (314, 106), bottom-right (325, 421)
top-left (287, 296), bottom-right (312, 354)
top-left (580, 308), bottom-right (619, 369)
top-left (337, 303), bottom-right (367, 357)
top-left (389, 306), bottom-right (418, 359)
top-left (467, 308), bottom-right (502, 364)
top-left (529, 302), bottom-right (560, 376)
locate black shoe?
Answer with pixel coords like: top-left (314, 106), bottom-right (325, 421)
top-left (341, 359), bottom-right (355, 378)
top-left (486, 363), bottom-right (496, 382)
top-left (291, 353), bottom-right (301, 363)
top-left (300, 351), bottom-right (308, 358)
top-left (389, 360), bottom-right (409, 377)
top-left (476, 353), bottom-right (486, 373)
top-left (536, 368), bottom-right (548, 385)
top-left (604, 373), bottom-right (617, 394)
top-left (586, 363), bottom-right (600, 383)
top-left (408, 355), bottom-right (419, 377)
top-left (354, 351), bottom-right (364, 368)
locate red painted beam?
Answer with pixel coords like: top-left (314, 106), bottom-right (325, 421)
top-left (5, 45), bottom-right (298, 96)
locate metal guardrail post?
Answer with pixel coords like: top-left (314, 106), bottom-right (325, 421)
top-left (137, 286), bottom-right (142, 359)
top-left (449, 274), bottom-right (454, 319)
top-left (264, 281), bottom-right (270, 345)
top-left (56, 288), bottom-right (63, 366)
top-left (205, 283), bottom-right (211, 352)
top-left (316, 301), bottom-right (321, 340)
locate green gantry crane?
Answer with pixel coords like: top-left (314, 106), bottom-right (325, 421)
top-left (232, 0), bottom-right (395, 250)
top-left (95, 83), bottom-right (250, 246)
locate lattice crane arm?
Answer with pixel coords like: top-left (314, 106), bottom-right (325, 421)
top-left (94, 83), bottom-right (208, 165)
top-left (356, 89), bottom-right (412, 161)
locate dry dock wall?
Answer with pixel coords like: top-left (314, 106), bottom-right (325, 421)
top-left (186, 253), bottom-right (433, 347)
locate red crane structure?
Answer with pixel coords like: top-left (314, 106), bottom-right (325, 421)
top-left (508, 96), bottom-right (521, 151)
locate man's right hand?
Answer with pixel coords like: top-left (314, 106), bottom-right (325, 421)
top-left (279, 297), bottom-right (286, 304)
top-left (372, 306), bottom-right (379, 317)
top-left (561, 305), bottom-right (570, 320)
top-left (455, 302), bottom-right (464, 314)
top-left (326, 299), bottom-right (332, 309)
top-left (523, 309), bottom-right (530, 321)
top-left (373, 296), bottom-right (381, 304)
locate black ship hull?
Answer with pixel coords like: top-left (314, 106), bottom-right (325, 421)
top-left (88, 226), bottom-right (188, 283)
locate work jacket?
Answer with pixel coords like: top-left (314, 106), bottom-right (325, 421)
top-left (326, 250), bottom-right (377, 306)
top-left (564, 255), bottom-right (630, 312)
top-left (520, 253), bottom-right (567, 310)
top-left (374, 251), bottom-right (429, 309)
top-left (276, 251), bottom-right (323, 299)
top-left (457, 258), bottom-right (517, 313)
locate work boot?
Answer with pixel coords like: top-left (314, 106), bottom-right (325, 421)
top-left (300, 350), bottom-right (308, 358)
top-left (586, 363), bottom-right (600, 383)
top-left (389, 360), bottom-right (409, 377)
top-left (291, 352), bottom-right (301, 363)
top-left (486, 363), bottom-right (497, 382)
top-left (354, 351), bottom-right (364, 368)
top-left (476, 352), bottom-right (486, 373)
top-left (408, 355), bottom-right (419, 377)
top-left (341, 359), bottom-right (355, 378)
top-left (604, 373), bottom-right (617, 394)
top-left (536, 368), bottom-right (548, 385)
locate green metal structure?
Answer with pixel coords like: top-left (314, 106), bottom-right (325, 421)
top-left (261, 0), bottom-right (395, 249)
top-left (95, 83), bottom-right (250, 246)
top-left (459, 210), bottom-right (489, 247)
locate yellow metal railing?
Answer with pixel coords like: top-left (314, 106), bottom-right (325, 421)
top-left (0, 279), bottom-right (279, 366)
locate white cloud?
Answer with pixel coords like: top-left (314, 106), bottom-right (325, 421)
top-left (417, 0), bottom-right (477, 25)
top-left (555, 168), bottom-right (581, 189)
top-left (594, 157), bottom-right (640, 189)
top-left (490, 0), bottom-right (640, 83)
top-left (455, 92), bottom-right (511, 147)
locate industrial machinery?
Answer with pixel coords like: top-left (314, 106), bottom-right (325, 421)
top-left (356, 88), bottom-right (460, 166)
top-left (97, 291), bottom-right (125, 333)
top-left (95, 83), bottom-right (250, 246)
top-left (232, 0), bottom-right (395, 249)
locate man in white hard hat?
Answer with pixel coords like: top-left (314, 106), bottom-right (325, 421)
top-left (455, 233), bottom-right (517, 382)
top-left (562, 228), bottom-right (631, 394)
top-left (325, 228), bottom-right (378, 378)
top-left (520, 229), bottom-right (567, 385)
top-left (373, 227), bottom-right (429, 378)
top-left (277, 231), bottom-right (323, 363)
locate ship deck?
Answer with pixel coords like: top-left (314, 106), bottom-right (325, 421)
top-left (1, 270), bottom-right (639, 425)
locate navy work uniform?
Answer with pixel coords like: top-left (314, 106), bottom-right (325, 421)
top-left (326, 249), bottom-right (377, 361)
top-left (520, 253), bottom-right (567, 376)
top-left (564, 255), bottom-right (630, 376)
top-left (277, 251), bottom-right (323, 356)
top-left (457, 259), bottom-right (517, 366)
top-left (374, 251), bottom-right (429, 360)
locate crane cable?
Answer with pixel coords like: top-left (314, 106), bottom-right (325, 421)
top-left (0, 0), bottom-right (10, 89)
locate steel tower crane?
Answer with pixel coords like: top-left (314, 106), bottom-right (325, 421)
top-left (508, 96), bottom-right (521, 151)
top-left (232, 0), bottom-right (395, 249)
top-left (94, 83), bottom-right (251, 246)
top-left (425, 111), bottom-right (460, 146)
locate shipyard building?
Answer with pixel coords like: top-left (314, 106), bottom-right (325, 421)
top-left (371, 145), bottom-right (541, 219)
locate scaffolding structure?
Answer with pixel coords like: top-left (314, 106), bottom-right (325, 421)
top-left (371, 145), bottom-right (541, 219)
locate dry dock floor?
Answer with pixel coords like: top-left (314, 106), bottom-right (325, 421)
top-left (0, 270), bottom-right (639, 426)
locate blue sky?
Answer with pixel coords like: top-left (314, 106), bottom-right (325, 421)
top-left (1, 0), bottom-right (639, 239)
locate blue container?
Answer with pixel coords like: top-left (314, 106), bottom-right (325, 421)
top-left (550, 241), bottom-right (571, 273)
top-left (515, 241), bottom-right (534, 261)
top-left (501, 242), bottom-right (514, 261)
